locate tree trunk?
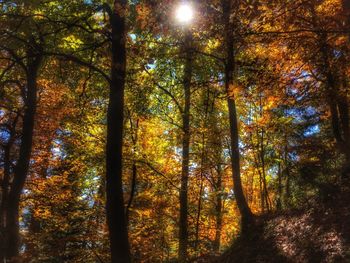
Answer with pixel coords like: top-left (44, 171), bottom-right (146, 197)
top-left (342, 0), bottom-right (350, 39)
top-left (214, 164), bottom-right (223, 253)
top-left (340, 1), bottom-right (350, 175)
top-left (105, 1), bottom-right (131, 262)
top-left (0, 144), bottom-right (11, 262)
top-left (260, 132), bottom-right (271, 212)
top-left (338, 95), bottom-right (350, 173)
top-left (0, 113), bottom-right (18, 262)
top-left (258, 168), bottom-right (265, 213)
top-left (277, 162), bottom-right (283, 210)
top-left (6, 49), bottom-right (42, 260)
top-left (194, 175), bottom-right (203, 253)
top-left (222, 0), bottom-right (253, 232)
top-left (126, 118), bottom-right (139, 225)
top-left (178, 31), bottom-right (193, 263)
top-left (284, 143), bottom-right (291, 206)
top-left (319, 35), bottom-right (350, 176)
top-left (126, 162), bottom-right (137, 224)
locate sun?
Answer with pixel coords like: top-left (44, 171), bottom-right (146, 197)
top-left (175, 3), bottom-right (194, 24)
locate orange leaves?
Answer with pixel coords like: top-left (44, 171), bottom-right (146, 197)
top-left (228, 83), bottom-right (243, 99)
top-left (265, 95), bottom-right (279, 110)
top-left (136, 4), bottom-right (153, 30)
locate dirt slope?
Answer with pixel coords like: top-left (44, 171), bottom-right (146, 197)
top-left (213, 195), bottom-right (350, 263)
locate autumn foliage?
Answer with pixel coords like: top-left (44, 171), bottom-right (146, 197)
top-left (0, 0), bottom-right (350, 262)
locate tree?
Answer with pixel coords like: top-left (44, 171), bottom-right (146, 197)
top-left (221, 0), bottom-right (254, 231)
top-left (104, 1), bottom-right (131, 262)
top-left (0, 3), bottom-right (44, 258)
top-left (178, 30), bottom-right (194, 263)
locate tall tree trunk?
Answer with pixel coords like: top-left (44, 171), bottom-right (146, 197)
top-left (284, 143), bottom-right (291, 206)
top-left (0, 114), bottom-right (19, 262)
top-left (126, 159), bottom-right (137, 224)
top-left (126, 117), bottom-right (138, 225)
top-left (342, 0), bottom-right (350, 39)
top-left (105, 1), bottom-right (131, 262)
top-left (195, 132), bottom-right (207, 253)
top-left (319, 35), bottom-right (350, 176)
top-left (258, 168), bottom-right (265, 213)
top-left (260, 132), bottom-right (271, 212)
top-left (277, 162), bottom-right (283, 210)
top-left (222, 0), bottom-right (253, 232)
top-left (178, 31), bottom-right (193, 263)
top-left (0, 144), bottom-right (11, 262)
top-left (214, 164), bottom-right (223, 253)
top-left (194, 174), bottom-right (203, 253)
top-left (340, 1), bottom-right (350, 175)
top-left (6, 49), bottom-right (42, 260)
top-left (338, 95), bottom-right (350, 172)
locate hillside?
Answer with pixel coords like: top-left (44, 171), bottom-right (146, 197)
top-left (216, 192), bottom-right (350, 263)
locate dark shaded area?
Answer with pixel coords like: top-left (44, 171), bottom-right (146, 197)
top-left (193, 189), bottom-right (350, 263)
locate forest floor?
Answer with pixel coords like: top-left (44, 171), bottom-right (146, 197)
top-left (196, 188), bottom-right (350, 263)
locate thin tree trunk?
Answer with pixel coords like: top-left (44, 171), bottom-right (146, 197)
top-left (0, 113), bottom-right (18, 262)
top-left (195, 132), bottom-right (207, 253)
top-left (222, 0), bottom-right (253, 232)
top-left (0, 143), bottom-right (12, 262)
top-left (6, 49), bottom-right (42, 260)
top-left (126, 118), bottom-right (139, 225)
top-left (258, 93), bottom-right (270, 211)
top-left (214, 164), bottom-right (223, 253)
top-left (284, 144), bottom-right (291, 207)
top-left (342, 0), bottom-right (350, 39)
top-left (194, 174), bottom-right (203, 252)
top-left (340, 1), bottom-right (350, 174)
top-left (338, 96), bottom-right (350, 173)
top-left (179, 31), bottom-right (193, 263)
top-left (126, 162), bottom-right (137, 224)
top-left (105, 1), bottom-right (131, 262)
top-left (258, 168), bottom-right (265, 213)
top-left (260, 132), bottom-right (271, 212)
top-left (319, 35), bottom-right (350, 176)
top-left (277, 162), bottom-right (283, 210)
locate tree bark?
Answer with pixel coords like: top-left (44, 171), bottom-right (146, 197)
top-left (178, 31), bottom-right (193, 263)
top-left (319, 35), bottom-right (350, 175)
top-left (126, 158), bottom-right (137, 224)
top-left (0, 145), bottom-right (11, 262)
top-left (6, 48), bottom-right (42, 260)
top-left (342, 0), bottom-right (350, 39)
top-left (105, 1), bottom-right (131, 262)
top-left (0, 115), bottom-right (18, 262)
top-left (222, 0), bottom-right (253, 232)
top-left (214, 164), bottom-right (223, 253)
top-left (277, 162), bottom-right (283, 210)
top-left (340, 1), bottom-right (350, 174)
top-left (126, 117), bottom-right (138, 225)
top-left (260, 131), bottom-right (271, 212)
top-left (283, 143), bottom-right (291, 207)
top-left (194, 174), bottom-right (203, 252)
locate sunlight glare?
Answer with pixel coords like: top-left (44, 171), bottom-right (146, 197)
top-left (175, 3), bottom-right (194, 24)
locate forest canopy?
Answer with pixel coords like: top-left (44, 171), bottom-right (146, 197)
top-left (0, 0), bottom-right (350, 262)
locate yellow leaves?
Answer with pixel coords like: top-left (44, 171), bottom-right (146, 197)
top-left (316, 0), bottom-right (342, 16)
top-left (205, 39), bottom-right (220, 52)
top-left (136, 208), bottom-right (152, 217)
top-left (34, 207), bottom-right (52, 219)
top-left (33, 9), bottom-right (44, 19)
top-left (60, 35), bottom-right (83, 50)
